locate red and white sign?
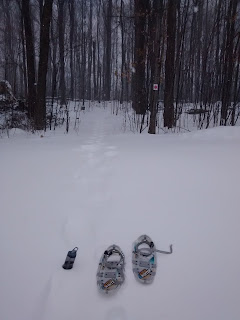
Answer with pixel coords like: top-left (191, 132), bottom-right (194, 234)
top-left (153, 84), bottom-right (158, 91)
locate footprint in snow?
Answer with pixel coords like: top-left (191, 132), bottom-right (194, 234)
top-left (81, 144), bottom-right (99, 152)
top-left (104, 150), bottom-right (118, 157)
top-left (106, 146), bottom-right (117, 150)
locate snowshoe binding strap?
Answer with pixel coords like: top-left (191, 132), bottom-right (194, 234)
top-left (155, 244), bottom-right (173, 254)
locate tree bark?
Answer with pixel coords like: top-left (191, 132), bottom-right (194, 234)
top-left (58, 0), bottom-right (66, 105)
top-left (69, 0), bottom-right (75, 101)
top-left (87, 0), bottom-right (93, 100)
top-left (35, 0), bottom-right (53, 130)
top-left (22, 0), bottom-right (37, 118)
top-left (164, 0), bottom-right (177, 128)
top-left (132, 0), bottom-right (149, 114)
top-left (103, 0), bottom-right (112, 101)
top-left (220, 0), bottom-right (238, 125)
top-left (148, 0), bottom-right (163, 134)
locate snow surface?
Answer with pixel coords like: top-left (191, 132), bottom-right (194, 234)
top-left (0, 105), bottom-right (240, 320)
top-left (0, 94), bottom-right (7, 101)
top-left (193, 6), bottom-right (199, 13)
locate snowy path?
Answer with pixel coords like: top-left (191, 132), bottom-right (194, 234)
top-left (1, 106), bottom-right (240, 320)
top-left (40, 116), bottom-right (120, 320)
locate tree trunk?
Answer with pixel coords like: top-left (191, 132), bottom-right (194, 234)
top-left (35, 0), bottom-right (53, 130)
top-left (148, 0), bottom-right (163, 134)
top-left (164, 0), bottom-right (177, 128)
top-left (22, 0), bottom-right (37, 119)
top-left (87, 0), bottom-right (93, 100)
top-left (220, 0), bottom-right (238, 125)
top-left (103, 0), bottom-right (112, 101)
top-left (132, 0), bottom-right (149, 115)
top-left (69, 0), bottom-right (75, 101)
top-left (120, 0), bottom-right (126, 104)
top-left (20, 11), bottom-right (28, 98)
top-left (93, 40), bottom-right (97, 100)
top-left (58, 0), bottom-right (66, 105)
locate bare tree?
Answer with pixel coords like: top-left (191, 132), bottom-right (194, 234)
top-left (163, 0), bottom-right (177, 128)
top-left (103, 0), bottom-right (112, 101)
top-left (0, 0), bottom-right (240, 132)
top-left (68, 0), bottom-right (75, 101)
top-left (220, 0), bottom-right (238, 125)
top-left (58, 0), bottom-right (66, 105)
top-left (148, 0), bottom-right (163, 134)
top-left (132, 0), bottom-right (149, 115)
top-left (35, 0), bottom-right (53, 130)
top-left (21, 0), bottom-right (37, 119)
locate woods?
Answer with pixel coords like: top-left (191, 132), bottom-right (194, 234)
top-left (0, 0), bottom-right (239, 132)
top-left (1, 3), bottom-right (240, 317)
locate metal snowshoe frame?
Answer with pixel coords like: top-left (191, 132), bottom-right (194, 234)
top-left (97, 245), bottom-right (125, 293)
top-left (132, 235), bottom-right (172, 284)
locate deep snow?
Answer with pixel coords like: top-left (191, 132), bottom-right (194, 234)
top-left (0, 105), bottom-right (240, 320)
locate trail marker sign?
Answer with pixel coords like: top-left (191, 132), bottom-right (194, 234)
top-left (153, 84), bottom-right (158, 91)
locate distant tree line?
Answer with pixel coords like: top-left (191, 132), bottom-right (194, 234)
top-left (0, 0), bottom-right (239, 132)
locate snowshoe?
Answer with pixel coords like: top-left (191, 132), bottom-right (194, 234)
top-left (132, 235), bottom-right (157, 284)
top-left (97, 245), bottom-right (125, 293)
top-left (132, 235), bottom-right (172, 284)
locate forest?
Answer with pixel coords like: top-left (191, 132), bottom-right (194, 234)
top-left (0, 0), bottom-right (240, 133)
top-left (1, 2), bottom-right (240, 319)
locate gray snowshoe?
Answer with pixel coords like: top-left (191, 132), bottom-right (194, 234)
top-left (97, 245), bottom-right (125, 293)
top-left (132, 235), bottom-right (172, 284)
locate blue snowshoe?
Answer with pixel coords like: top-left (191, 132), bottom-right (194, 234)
top-left (132, 235), bottom-right (172, 284)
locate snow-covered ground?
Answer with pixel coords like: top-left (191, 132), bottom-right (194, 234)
top-left (1, 105), bottom-right (240, 320)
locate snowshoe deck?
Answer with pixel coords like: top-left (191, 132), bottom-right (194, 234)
top-left (97, 245), bottom-right (125, 293)
top-left (132, 235), bottom-right (157, 284)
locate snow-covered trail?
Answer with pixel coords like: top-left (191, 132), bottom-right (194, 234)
top-left (38, 111), bottom-right (125, 320)
top-left (1, 106), bottom-right (240, 320)
top-left (0, 108), bottom-right (124, 320)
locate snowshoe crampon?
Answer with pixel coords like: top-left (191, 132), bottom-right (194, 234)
top-left (97, 245), bottom-right (125, 293)
top-left (132, 235), bottom-right (173, 284)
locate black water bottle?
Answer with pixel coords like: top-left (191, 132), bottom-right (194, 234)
top-left (62, 247), bottom-right (78, 270)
